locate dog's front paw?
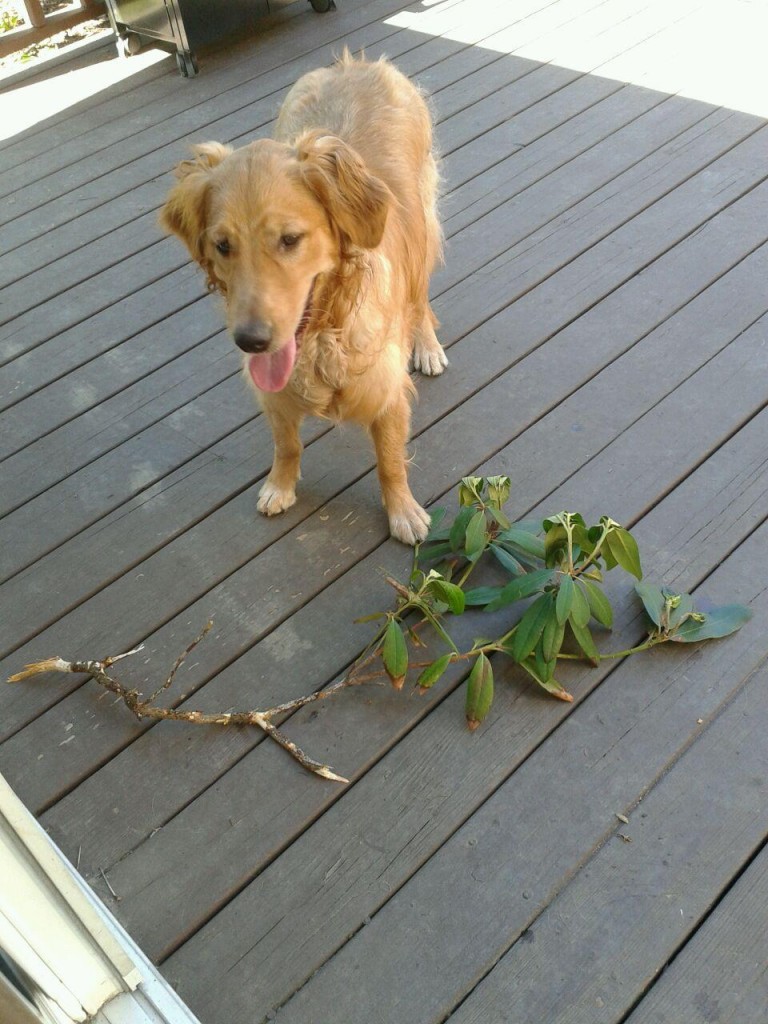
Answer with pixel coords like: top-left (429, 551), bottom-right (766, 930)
top-left (388, 498), bottom-right (431, 546)
top-left (412, 337), bottom-right (448, 377)
top-left (257, 481), bottom-right (297, 516)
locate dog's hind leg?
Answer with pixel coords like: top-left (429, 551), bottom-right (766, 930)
top-left (370, 390), bottom-right (430, 545)
top-left (257, 398), bottom-right (304, 516)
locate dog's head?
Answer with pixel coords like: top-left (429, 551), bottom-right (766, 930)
top-left (159, 134), bottom-right (392, 392)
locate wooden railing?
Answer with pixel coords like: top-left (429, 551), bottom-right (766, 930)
top-left (0, 0), bottom-right (105, 60)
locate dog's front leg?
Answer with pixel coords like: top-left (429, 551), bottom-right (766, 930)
top-left (370, 392), bottom-right (430, 546)
top-left (258, 397), bottom-right (304, 516)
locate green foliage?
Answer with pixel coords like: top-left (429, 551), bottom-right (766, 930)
top-left (361, 476), bottom-right (751, 731)
top-left (1, 5), bottom-right (22, 33)
top-left (465, 653), bottom-right (494, 730)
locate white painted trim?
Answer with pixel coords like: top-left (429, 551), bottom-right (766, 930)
top-left (0, 775), bottom-right (201, 1024)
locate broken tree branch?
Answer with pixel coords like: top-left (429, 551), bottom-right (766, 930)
top-left (7, 622), bottom-right (354, 784)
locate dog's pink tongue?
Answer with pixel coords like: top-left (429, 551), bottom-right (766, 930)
top-left (247, 337), bottom-right (297, 393)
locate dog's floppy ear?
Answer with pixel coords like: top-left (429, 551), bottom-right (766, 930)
top-left (159, 142), bottom-right (232, 265)
top-left (296, 132), bottom-right (392, 250)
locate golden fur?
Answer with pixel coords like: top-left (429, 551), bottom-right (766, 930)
top-left (160, 52), bottom-right (446, 544)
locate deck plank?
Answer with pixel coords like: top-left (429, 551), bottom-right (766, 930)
top-left (3, 91), bottom-right (762, 524)
top-left (161, 404), bottom-right (768, 1020)
top-left (625, 846), bottom-right (768, 1024)
top-left (1, 1), bottom-right (767, 1021)
top-left (27, 288), bottom-right (768, 950)
top-left (1, 161), bottom-right (768, 737)
top-left (3, 170), bottom-right (766, 751)
top-left (264, 523), bottom-right (767, 1024)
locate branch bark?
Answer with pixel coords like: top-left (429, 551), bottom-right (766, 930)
top-left (7, 622), bottom-right (355, 784)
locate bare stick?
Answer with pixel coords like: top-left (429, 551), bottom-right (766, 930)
top-left (7, 632), bottom-right (349, 784)
top-left (146, 620), bottom-right (213, 704)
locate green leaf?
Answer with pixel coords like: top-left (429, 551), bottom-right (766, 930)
top-left (635, 582), bottom-right (666, 628)
top-left (416, 653), bottom-right (453, 690)
top-left (532, 642), bottom-right (555, 684)
top-left (418, 604), bottom-right (460, 654)
top-left (556, 574), bottom-right (574, 625)
top-left (487, 505), bottom-right (512, 531)
top-left (425, 507), bottom-right (449, 541)
top-left (572, 524), bottom-right (595, 559)
top-left (568, 618), bottom-right (599, 665)
top-left (382, 619), bottom-right (408, 686)
top-left (519, 657), bottom-right (573, 702)
top-left (486, 475), bottom-right (511, 509)
top-left (541, 610), bottom-right (566, 664)
top-left (463, 585), bottom-right (506, 607)
top-left (417, 541), bottom-right (453, 564)
top-left (465, 653), bottom-right (494, 729)
top-left (484, 569), bottom-right (554, 613)
top-left (464, 510), bottom-right (488, 561)
top-left (497, 527), bottom-right (546, 560)
top-left (570, 580), bottom-right (591, 628)
top-left (490, 543), bottom-right (525, 576)
top-left (542, 512), bottom-right (568, 531)
top-left (353, 611), bottom-right (388, 624)
top-left (544, 524), bottom-right (568, 565)
top-left (671, 604), bottom-right (753, 643)
top-left (509, 594), bottom-right (553, 663)
top-left (602, 544), bottom-right (618, 571)
top-left (449, 506), bottom-right (474, 553)
top-left (428, 579), bottom-right (466, 615)
top-left (604, 527), bottom-right (642, 580)
top-left (458, 476), bottom-right (484, 507)
top-left (580, 578), bottom-right (613, 628)
top-left (668, 592), bottom-right (695, 630)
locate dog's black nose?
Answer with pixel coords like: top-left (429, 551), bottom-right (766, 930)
top-left (234, 321), bottom-right (273, 353)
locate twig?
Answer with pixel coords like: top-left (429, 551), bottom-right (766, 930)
top-left (7, 630), bottom-right (350, 784)
top-left (99, 867), bottom-right (120, 901)
top-left (146, 621), bottom-right (212, 703)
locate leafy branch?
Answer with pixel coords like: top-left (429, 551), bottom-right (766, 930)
top-left (365, 476), bottom-right (752, 728)
top-left (6, 476), bottom-right (752, 780)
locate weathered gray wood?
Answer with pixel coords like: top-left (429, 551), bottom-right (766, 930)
top-left (1, 6), bottom-right (767, 1023)
top-left (265, 536), bottom-right (766, 1024)
top-left (0, 0), bottom-right (414, 186)
top-left (0, 244), bottom-right (196, 371)
top-left (0, 373), bottom-right (252, 582)
top-left (0, 0), bottom-right (516, 239)
top-left (0, 0), bottom-right (678, 298)
top-left (0, 305), bottom-right (226, 465)
top-left (625, 845), bottom-right (768, 1024)
top-left (4, 166), bottom-right (767, 783)
top-left (160, 398), bottom-right (768, 1019)
top-left (0, 309), bottom-right (231, 509)
top-left (0, 64), bottom-right (647, 425)
top-left (27, 300), bottom-right (768, 955)
top-left (0, 43), bottom-right (171, 163)
top-left (442, 640), bottom-right (768, 1023)
top-left (111, 344), bottom-right (768, 974)
top-left (6, 92), bottom-right (765, 552)
top-left (437, 116), bottom-right (767, 339)
top-left (0, 65), bottom-right (650, 463)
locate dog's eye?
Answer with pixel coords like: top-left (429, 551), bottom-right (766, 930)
top-left (214, 238), bottom-right (231, 256)
top-left (280, 233), bottom-right (302, 250)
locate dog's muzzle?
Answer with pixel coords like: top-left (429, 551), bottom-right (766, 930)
top-left (234, 320), bottom-right (273, 354)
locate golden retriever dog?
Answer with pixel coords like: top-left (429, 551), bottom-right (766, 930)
top-left (160, 51), bottom-right (446, 544)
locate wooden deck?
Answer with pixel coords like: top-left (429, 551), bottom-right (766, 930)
top-left (2, 0), bottom-right (768, 1020)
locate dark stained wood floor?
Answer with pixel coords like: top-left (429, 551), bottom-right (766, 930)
top-left (2, 1), bottom-right (768, 1021)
